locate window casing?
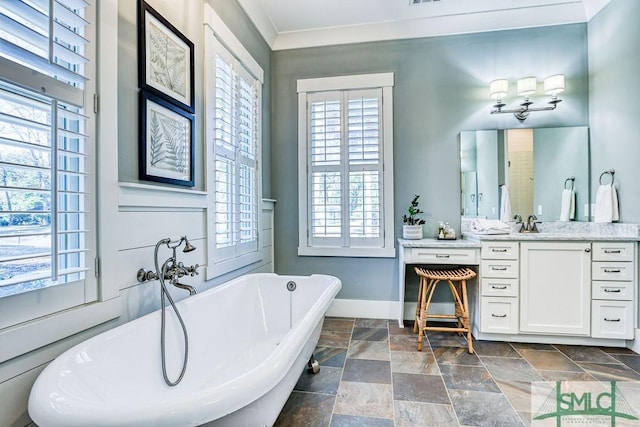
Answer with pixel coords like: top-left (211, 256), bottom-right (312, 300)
top-left (0, 0), bottom-right (96, 330)
top-left (205, 9), bottom-right (263, 278)
top-left (298, 74), bottom-right (395, 257)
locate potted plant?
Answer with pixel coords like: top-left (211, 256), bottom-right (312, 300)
top-left (402, 195), bottom-right (426, 239)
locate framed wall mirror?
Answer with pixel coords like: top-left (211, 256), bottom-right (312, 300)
top-left (460, 126), bottom-right (590, 222)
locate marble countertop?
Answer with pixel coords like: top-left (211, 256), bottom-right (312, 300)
top-left (399, 223), bottom-right (640, 247)
top-left (462, 232), bottom-right (640, 242)
top-left (462, 221), bottom-right (640, 242)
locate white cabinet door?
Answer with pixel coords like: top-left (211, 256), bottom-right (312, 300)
top-left (520, 242), bottom-right (591, 335)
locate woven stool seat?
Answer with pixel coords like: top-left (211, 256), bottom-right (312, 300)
top-left (413, 266), bottom-right (477, 353)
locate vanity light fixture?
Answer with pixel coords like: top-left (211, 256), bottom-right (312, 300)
top-left (489, 74), bottom-right (565, 122)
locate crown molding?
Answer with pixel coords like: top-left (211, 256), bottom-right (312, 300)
top-left (237, 1), bottom-right (613, 51)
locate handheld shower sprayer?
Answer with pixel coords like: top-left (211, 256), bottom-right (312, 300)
top-left (135, 236), bottom-right (200, 386)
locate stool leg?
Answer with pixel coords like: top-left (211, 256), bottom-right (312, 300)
top-left (416, 278), bottom-right (430, 350)
top-left (446, 280), bottom-right (464, 336)
top-left (461, 279), bottom-right (473, 354)
top-left (418, 279), bottom-right (438, 351)
top-left (414, 277), bottom-right (424, 334)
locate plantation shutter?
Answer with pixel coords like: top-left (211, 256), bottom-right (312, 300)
top-left (307, 89), bottom-right (383, 248)
top-left (0, 0), bottom-right (94, 313)
top-left (213, 43), bottom-right (258, 261)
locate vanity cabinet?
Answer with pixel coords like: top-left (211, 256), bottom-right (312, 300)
top-left (519, 242), bottom-right (591, 336)
top-left (475, 239), bottom-right (637, 345)
top-left (479, 242), bottom-right (519, 334)
top-left (591, 242), bottom-right (635, 339)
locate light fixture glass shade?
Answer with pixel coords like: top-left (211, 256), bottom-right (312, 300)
top-left (544, 74), bottom-right (565, 95)
top-left (489, 79), bottom-right (508, 100)
top-left (517, 77), bottom-right (537, 96)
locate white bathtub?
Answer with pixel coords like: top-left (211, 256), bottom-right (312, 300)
top-left (28, 273), bottom-right (341, 427)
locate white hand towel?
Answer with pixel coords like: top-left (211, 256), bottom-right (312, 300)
top-left (559, 189), bottom-right (575, 221)
top-left (499, 185), bottom-right (512, 223)
top-left (594, 184), bottom-right (619, 223)
top-left (470, 219), bottom-right (510, 234)
top-left (612, 185), bottom-right (619, 221)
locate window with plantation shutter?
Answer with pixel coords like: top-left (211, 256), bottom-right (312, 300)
top-left (0, 0), bottom-right (95, 328)
top-left (205, 14), bottom-right (263, 278)
top-left (298, 74), bottom-right (395, 258)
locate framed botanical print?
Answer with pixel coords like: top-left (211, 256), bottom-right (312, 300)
top-left (139, 90), bottom-right (195, 187)
top-left (138, 0), bottom-right (195, 112)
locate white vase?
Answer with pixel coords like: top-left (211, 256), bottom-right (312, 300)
top-left (403, 224), bottom-right (423, 240)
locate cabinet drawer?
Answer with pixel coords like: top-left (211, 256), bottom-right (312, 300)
top-left (592, 281), bottom-right (633, 301)
top-left (481, 278), bottom-right (518, 297)
top-left (480, 297), bottom-right (518, 334)
top-left (592, 262), bottom-right (634, 281)
top-left (591, 300), bottom-right (633, 339)
top-left (410, 248), bottom-right (479, 265)
top-left (592, 242), bottom-right (635, 262)
top-left (481, 242), bottom-right (519, 260)
top-left (481, 260), bottom-right (518, 278)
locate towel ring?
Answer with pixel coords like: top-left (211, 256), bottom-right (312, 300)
top-left (599, 169), bottom-right (615, 185)
top-left (564, 177), bottom-right (575, 191)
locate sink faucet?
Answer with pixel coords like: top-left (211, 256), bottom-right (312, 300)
top-left (526, 215), bottom-right (540, 233)
top-left (513, 214), bottom-right (525, 233)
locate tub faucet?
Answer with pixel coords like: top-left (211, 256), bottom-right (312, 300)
top-left (136, 236), bottom-right (200, 295)
top-left (171, 280), bottom-right (197, 296)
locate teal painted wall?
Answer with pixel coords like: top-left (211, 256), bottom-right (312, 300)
top-left (272, 25), bottom-right (589, 301)
top-left (533, 127), bottom-right (589, 221)
top-left (588, 0), bottom-right (640, 222)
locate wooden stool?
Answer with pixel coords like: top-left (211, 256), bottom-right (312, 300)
top-left (413, 266), bottom-right (477, 353)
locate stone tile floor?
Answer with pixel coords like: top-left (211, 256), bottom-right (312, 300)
top-left (274, 317), bottom-right (640, 426)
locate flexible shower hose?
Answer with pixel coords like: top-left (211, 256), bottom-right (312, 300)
top-left (154, 242), bottom-right (190, 386)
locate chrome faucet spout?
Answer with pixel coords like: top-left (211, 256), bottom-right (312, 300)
top-left (173, 281), bottom-right (197, 296)
top-left (525, 215), bottom-right (540, 233)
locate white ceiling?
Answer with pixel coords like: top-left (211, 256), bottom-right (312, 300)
top-left (237, 0), bottom-right (612, 50)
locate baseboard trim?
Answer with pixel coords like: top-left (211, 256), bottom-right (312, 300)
top-left (326, 299), bottom-right (454, 321)
top-left (326, 299), bottom-right (398, 319)
top-left (628, 329), bottom-right (640, 353)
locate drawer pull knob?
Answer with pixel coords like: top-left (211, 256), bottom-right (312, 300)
top-left (492, 267), bottom-right (508, 271)
top-left (604, 318), bottom-right (621, 322)
top-left (491, 285), bottom-right (508, 290)
top-left (604, 289), bottom-right (622, 293)
top-left (604, 269), bottom-right (622, 273)
top-left (436, 254), bottom-right (450, 259)
top-left (604, 250), bottom-right (622, 254)
top-left (491, 314), bottom-right (507, 318)
top-left (492, 249), bottom-right (507, 253)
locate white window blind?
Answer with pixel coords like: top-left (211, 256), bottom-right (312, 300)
top-left (0, 0), bottom-right (94, 320)
top-left (297, 73), bottom-right (394, 258)
top-left (307, 89), bottom-right (383, 249)
top-left (212, 44), bottom-right (259, 262)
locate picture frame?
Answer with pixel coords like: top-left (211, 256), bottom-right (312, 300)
top-left (139, 90), bottom-right (195, 187)
top-left (138, 0), bottom-right (195, 113)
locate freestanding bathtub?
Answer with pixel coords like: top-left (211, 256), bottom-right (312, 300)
top-left (28, 273), bottom-right (341, 427)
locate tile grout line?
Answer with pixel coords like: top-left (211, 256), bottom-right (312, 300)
top-left (476, 341), bottom-right (531, 426)
top-left (428, 332), bottom-right (464, 427)
top-left (387, 320), bottom-right (397, 426)
top-left (326, 317), bottom-right (354, 427)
